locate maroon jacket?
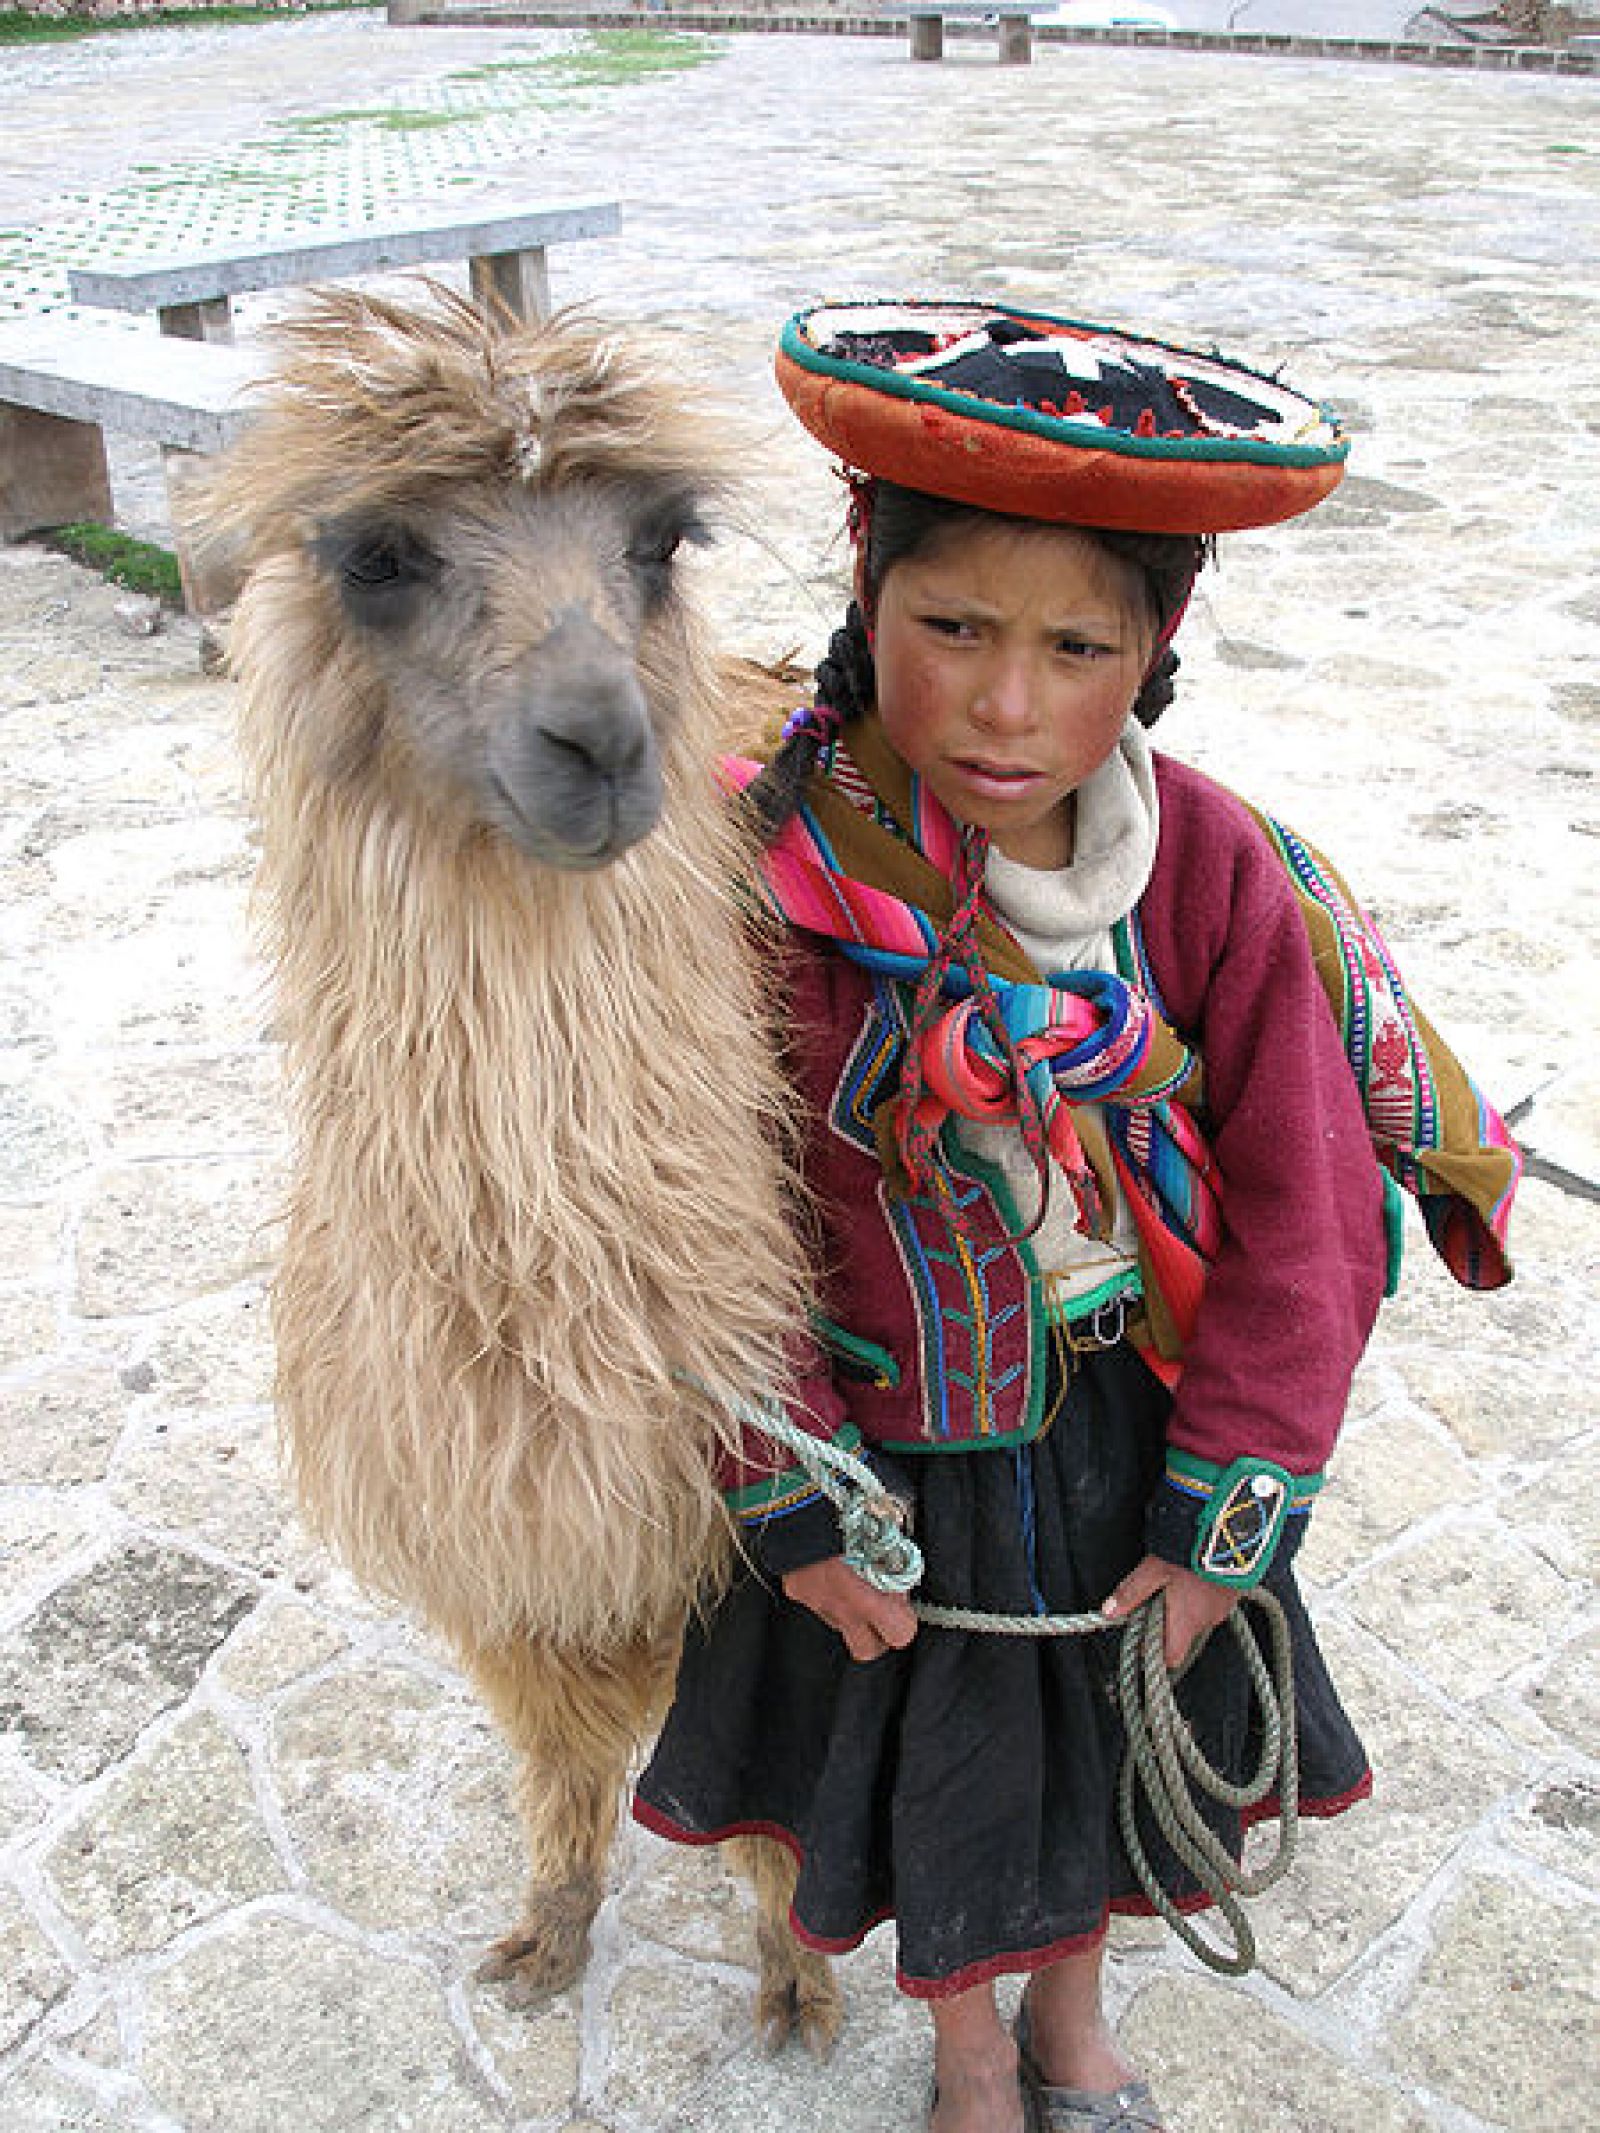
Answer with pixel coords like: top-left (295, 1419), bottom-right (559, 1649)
top-left (721, 753), bottom-right (1389, 1573)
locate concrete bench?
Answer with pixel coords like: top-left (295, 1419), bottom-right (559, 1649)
top-left (67, 197), bottom-right (620, 342)
top-left (0, 314), bottom-right (266, 611)
top-left (904, 3), bottom-right (1043, 63)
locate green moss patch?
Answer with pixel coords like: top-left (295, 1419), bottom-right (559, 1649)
top-left (283, 105), bottom-right (470, 135)
top-left (458, 29), bottom-right (723, 90)
top-left (547, 28), bottom-right (724, 85)
top-left (0, 4), bottom-right (364, 43)
top-left (39, 523), bottom-right (185, 606)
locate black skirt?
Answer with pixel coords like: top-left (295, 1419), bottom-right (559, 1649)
top-left (633, 1341), bottom-right (1370, 1998)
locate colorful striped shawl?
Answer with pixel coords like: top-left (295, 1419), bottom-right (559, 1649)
top-left (719, 722), bottom-right (1519, 1348)
top-left (1242, 807), bottom-right (1520, 1289)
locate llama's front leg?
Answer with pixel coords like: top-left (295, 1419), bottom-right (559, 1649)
top-left (726, 1833), bottom-right (843, 2059)
top-left (466, 1632), bottom-right (676, 2005)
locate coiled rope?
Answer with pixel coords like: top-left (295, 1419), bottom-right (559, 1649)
top-left (732, 1396), bottom-right (1298, 1977)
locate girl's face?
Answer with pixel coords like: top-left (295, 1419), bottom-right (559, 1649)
top-left (871, 518), bottom-right (1153, 871)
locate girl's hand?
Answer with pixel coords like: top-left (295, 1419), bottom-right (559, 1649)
top-left (1102, 1554), bottom-right (1240, 1670)
top-left (782, 1556), bottom-right (919, 1663)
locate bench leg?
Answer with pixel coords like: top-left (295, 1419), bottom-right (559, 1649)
top-left (162, 447), bottom-right (243, 620)
top-left (157, 298), bottom-right (235, 345)
top-left (0, 406), bottom-right (113, 541)
top-left (910, 16), bottom-right (945, 60)
top-left (470, 246), bottom-right (552, 324)
top-left (999, 17), bottom-right (1033, 61)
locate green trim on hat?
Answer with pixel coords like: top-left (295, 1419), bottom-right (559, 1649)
top-left (778, 307), bottom-right (1350, 475)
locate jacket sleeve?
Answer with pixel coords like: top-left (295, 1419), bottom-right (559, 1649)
top-left (712, 1342), bottom-right (857, 1576)
top-left (1141, 793), bottom-right (1389, 1580)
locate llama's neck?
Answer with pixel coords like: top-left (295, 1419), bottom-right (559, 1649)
top-left (276, 738), bottom-right (797, 1345)
top-left (241, 583), bottom-right (807, 1649)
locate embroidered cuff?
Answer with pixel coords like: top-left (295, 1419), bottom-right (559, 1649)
top-left (723, 1418), bottom-right (863, 1523)
top-left (744, 1491), bottom-right (846, 1579)
top-left (1146, 1450), bottom-right (1323, 1590)
top-left (724, 1417), bottom-right (865, 1578)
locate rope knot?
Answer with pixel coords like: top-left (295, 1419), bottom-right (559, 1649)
top-left (839, 1487), bottom-right (922, 1595)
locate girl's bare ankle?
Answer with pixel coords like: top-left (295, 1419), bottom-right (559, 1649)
top-left (935, 2028), bottom-right (1018, 2086)
top-left (931, 2042), bottom-right (1028, 2133)
top-left (1019, 1980), bottom-right (1136, 2094)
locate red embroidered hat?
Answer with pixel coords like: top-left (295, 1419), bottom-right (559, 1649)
top-left (775, 300), bottom-right (1348, 534)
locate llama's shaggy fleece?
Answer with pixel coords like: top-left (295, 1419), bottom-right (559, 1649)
top-left (202, 289), bottom-right (835, 2034)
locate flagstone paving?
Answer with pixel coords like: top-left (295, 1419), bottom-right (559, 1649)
top-left (0, 13), bottom-right (1596, 2132)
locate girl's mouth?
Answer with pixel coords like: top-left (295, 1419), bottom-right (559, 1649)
top-left (951, 758), bottom-right (1044, 795)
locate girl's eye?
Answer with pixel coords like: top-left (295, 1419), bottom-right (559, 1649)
top-left (921, 614), bottom-right (974, 639)
top-left (1056, 634), bottom-right (1113, 659)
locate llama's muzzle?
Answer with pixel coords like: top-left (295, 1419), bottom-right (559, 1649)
top-left (486, 607), bottom-right (664, 869)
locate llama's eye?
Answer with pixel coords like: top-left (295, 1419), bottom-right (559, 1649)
top-left (338, 534), bottom-right (434, 592)
top-left (631, 530), bottom-right (682, 568)
top-left (314, 523), bottom-right (435, 625)
top-left (625, 507), bottom-right (707, 598)
top-left (343, 542), bottom-right (407, 588)
top-left (626, 525), bottom-right (688, 573)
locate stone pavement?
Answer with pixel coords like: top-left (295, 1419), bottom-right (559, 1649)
top-left (2, 13), bottom-right (1598, 2132)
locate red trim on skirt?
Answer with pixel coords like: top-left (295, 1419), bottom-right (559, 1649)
top-left (632, 1764), bottom-right (1373, 2001)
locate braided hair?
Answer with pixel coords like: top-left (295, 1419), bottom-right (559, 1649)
top-left (749, 481), bottom-right (1211, 839)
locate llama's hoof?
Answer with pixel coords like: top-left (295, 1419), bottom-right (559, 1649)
top-left (476, 1926), bottom-right (588, 2007)
top-left (754, 1970), bottom-right (844, 2061)
top-left (477, 1880), bottom-right (599, 2008)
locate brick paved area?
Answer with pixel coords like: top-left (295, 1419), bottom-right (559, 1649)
top-left (0, 15), bottom-right (1595, 2131)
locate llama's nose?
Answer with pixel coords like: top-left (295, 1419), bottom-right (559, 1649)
top-left (487, 606), bottom-right (664, 866)
top-left (524, 608), bottom-right (654, 777)
top-left (528, 680), bottom-right (652, 790)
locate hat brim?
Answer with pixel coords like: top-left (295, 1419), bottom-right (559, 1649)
top-left (776, 301), bottom-right (1348, 534)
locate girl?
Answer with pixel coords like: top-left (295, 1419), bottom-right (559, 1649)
top-left (634, 303), bottom-right (1518, 2133)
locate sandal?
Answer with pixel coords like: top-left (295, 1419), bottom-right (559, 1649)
top-left (929, 2069), bottom-right (1045, 2133)
top-left (1013, 2002), bottom-right (1167, 2133)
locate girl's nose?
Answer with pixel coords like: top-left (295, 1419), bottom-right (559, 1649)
top-left (970, 656), bottom-right (1034, 733)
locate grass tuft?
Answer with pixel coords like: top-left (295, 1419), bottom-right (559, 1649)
top-left (40, 522), bottom-right (185, 605)
top-left (457, 29), bottom-right (724, 89)
top-left (548, 28), bottom-right (724, 86)
top-left (0, 4), bottom-right (366, 46)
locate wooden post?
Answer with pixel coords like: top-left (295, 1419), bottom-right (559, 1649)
top-left (156, 297), bottom-right (235, 344)
top-left (910, 13), bottom-right (945, 60)
top-left (471, 247), bottom-right (553, 323)
top-left (0, 406), bottom-right (113, 540)
top-left (999, 12), bottom-right (1033, 61)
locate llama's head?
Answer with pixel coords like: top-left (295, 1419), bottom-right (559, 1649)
top-left (207, 285), bottom-right (740, 869)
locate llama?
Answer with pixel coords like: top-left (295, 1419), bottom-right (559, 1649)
top-left (204, 284), bottom-right (840, 2049)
